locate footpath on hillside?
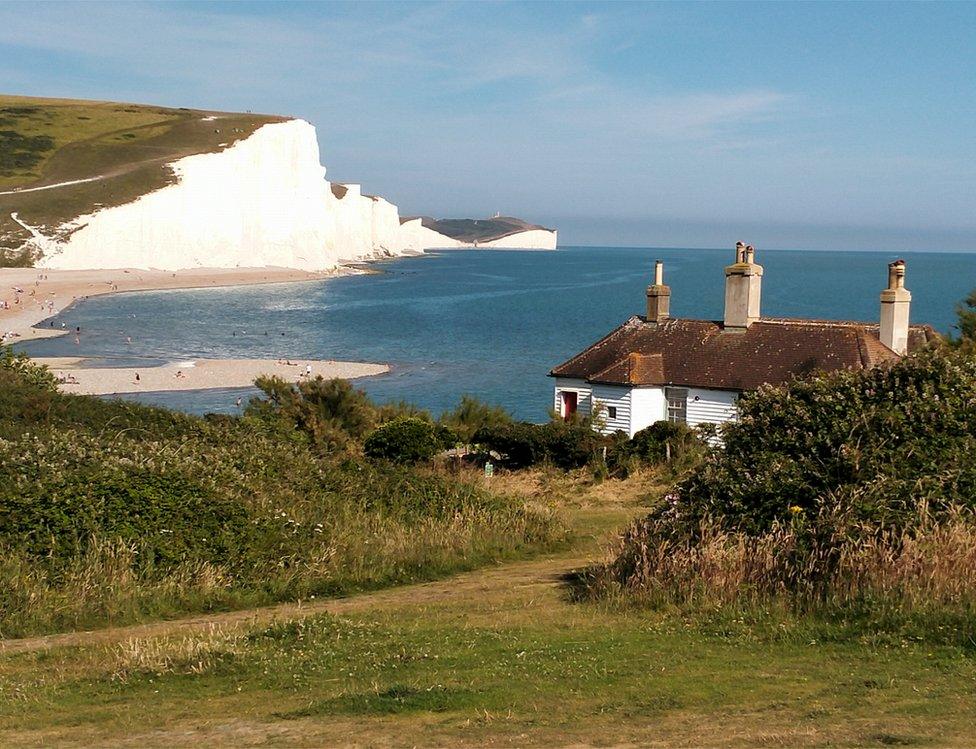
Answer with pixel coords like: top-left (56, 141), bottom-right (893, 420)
top-left (0, 550), bottom-right (590, 657)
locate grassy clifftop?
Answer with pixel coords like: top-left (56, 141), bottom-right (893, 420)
top-left (414, 215), bottom-right (554, 244)
top-left (0, 94), bottom-right (286, 263)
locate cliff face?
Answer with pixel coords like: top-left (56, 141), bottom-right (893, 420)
top-left (16, 118), bottom-right (554, 271)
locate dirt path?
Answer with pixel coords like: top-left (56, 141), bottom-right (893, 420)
top-left (0, 176), bottom-right (105, 196)
top-left (0, 552), bottom-right (588, 657)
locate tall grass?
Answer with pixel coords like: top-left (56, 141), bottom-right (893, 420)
top-left (0, 357), bottom-right (566, 638)
top-left (0, 489), bottom-right (562, 639)
top-left (583, 503), bottom-right (976, 641)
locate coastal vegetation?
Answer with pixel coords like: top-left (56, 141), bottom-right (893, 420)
top-left (582, 344), bottom-right (976, 645)
top-left (3, 462), bottom-right (975, 747)
top-left (4, 309), bottom-right (976, 744)
top-left (0, 350), bottom-right (564, 637)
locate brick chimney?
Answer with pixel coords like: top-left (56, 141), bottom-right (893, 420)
top-left (724, 241), bottom-right (763, 330)
top-left (879, 259), bottom-right (911, 354)
top-left (646, 260), bottom-right (671, 324)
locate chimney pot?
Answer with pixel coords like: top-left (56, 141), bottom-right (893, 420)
top-left (880, 260), bottom-right (911, 354)
top-left (735, 241), bottom-right (746, 263)
top-left (646, 259), bottom-right (670, 324)
top-left (724, 242), bottom-right (763, 330)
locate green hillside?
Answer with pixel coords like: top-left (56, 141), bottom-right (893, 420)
top-left (409, 215), bottom-right (553, 244)
top-left (0, 94), bottom-right (285, 264)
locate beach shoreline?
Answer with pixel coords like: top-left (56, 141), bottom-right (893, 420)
top-left (38, 357), bottom-right (389, 396)
top-left (1, 264), bottom-right (391, 396)
top-left (0, 265), bottom-right (375, 344)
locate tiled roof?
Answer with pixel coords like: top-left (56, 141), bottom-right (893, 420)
top-left (549, 316), bottom-right (938, 391)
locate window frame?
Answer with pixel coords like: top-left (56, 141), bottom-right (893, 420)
top-left (665, 386), bottom-right (688, 424)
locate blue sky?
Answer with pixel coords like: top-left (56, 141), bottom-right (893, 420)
top-left (1, 1), bottom-right (974, 250)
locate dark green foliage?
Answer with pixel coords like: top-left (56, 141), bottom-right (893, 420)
top-left (671, 346), bottom-right (974, 535)
top-left (473, 420), bottom-right (603, 469)
top-left (247, 375), bottom-right (376, 451)
top-left (0, 452), bottom-right (249, 569)
top-left (364, 417), bottom-right (445, 464)
top-left (376, 399), bottom-right (433, 424)
top-left (440, 395), bottom-right (512, 443)
top-left (0, 129), bottom-right (55, 174)
top-left (954, 288), bottom-right (976, 344)
top-left (624, 421), bottom-right (700, 463)
top-left (0, 363), bottom-right (562, 635)
top-left (0, 246), bottom-right (38, 268)
top-left (1, 345), bottom-right (57, 391)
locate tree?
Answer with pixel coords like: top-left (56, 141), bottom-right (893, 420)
top-left (955, 288), bottom-right (976, 344)
top-left (440, 395), bottom-right (511, 443)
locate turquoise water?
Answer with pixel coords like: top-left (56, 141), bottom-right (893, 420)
top-left (19, 246), bottom-right (976, 420)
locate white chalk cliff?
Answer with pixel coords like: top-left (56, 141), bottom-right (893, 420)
top-left (26, 119), bottom-right (555, 271)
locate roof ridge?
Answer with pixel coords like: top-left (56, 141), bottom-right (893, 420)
top-left (548, 316), bottom-right (643, 376)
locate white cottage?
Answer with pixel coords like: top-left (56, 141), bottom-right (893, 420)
top-left (549, 243), bottom-right (935, 437)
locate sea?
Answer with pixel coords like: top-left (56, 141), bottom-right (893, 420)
top-left (18, 246), bottom-right (976, 420)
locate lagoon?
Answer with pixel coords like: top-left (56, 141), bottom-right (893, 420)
top-left (20, 246), bottom-right (976, 419)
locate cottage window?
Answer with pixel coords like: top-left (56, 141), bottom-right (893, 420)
top-left (607, 406), bottom-right (617, 419)
top-left (665, 387), bottom-right (688, 423)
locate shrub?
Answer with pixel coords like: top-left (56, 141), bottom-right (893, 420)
top-left (583, 346), bottom-right (976, 637)
top-left (440, 395), bottom-right (512, 443)
top-left (247, 375), bottom-right (376, 451)
top-left (473, 420), bottom-right (603, 469)
top-left (1, 345), bottom-right (56, 391)
top-left (0, 366), bottom-right (565, 636)
top-left (672, 347), bottom-right (973, 536)
top-left (363, 417), bottom-right (445, 464)
top-left (582, 501), bottom-right (976, 644)
top-left (618, 421), bottom-right (703, 465)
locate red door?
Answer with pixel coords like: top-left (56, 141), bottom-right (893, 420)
top-left (562, 391), bottom-right (578, 419)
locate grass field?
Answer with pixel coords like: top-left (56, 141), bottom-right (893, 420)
top-left (0, 94), bottom-right (285, 261)
top-left (2, 471), bottom-right (974, 747)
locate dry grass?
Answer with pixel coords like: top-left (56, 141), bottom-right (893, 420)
top-left (587, 503), bottom-right (976, 620)
top-left (112, 624), bottom-right (245, 682)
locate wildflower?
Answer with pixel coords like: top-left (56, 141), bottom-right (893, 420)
top-left (789, 505), bottom-right (804, 514)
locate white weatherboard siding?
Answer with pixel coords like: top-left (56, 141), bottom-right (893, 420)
top-left (590, 384), bottom-right (632, 434)
top-left (686, 387), bottom-right (739, 428)
top-left (29, 118), bottom-right (554, 271)
top-left (630, 386), bottom-right (667, 435)
top-left (553, 380), bottom-right (737, 436)
top-left (553, 378), bottom-right (591, 417)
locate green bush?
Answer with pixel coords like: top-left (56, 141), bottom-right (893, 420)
top-left (440, 395), bottom-right (512, 443)
top-left (582, 346), bottom-right (976, 639)
top-left (672, 346), bottom-right (973, 535)
top-left (473, 420), bottom-right (603, 469)
top-left (627, 421), bottom-right (700, 462)
top-left (0, 366), bottom-right (565, 636)
top-left (247, 375), bottom-right (376, 451)
top-left (363, 417), bottom-right (446, 464)
top-left (1, 345), bottom-right (56, 391)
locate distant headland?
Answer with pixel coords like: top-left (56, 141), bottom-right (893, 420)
top-left (0, 93), bottom-right (556, 272)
